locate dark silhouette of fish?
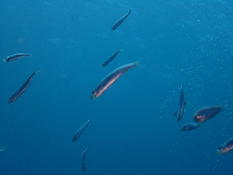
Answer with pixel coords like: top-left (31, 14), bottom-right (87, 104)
top-left (81, 148), bottom-right (88, 172)
top-left (112, 9), bottom-right (131, 31)
top-left (72, 120), bottom-right (91, 143)
top-left (174, 86), bottom-right (186, 121)
top-left (8, 72), bottom-right (36, 103)
top-left (217, 137), bottom-right (233, 155)
top-left (193, 106), bottom-right (223, 122)
top-left (91, 62), bottom-right (138, 99)
top-left (181, 122), bottom-right (200, 131)
top-left (102, 49), bottom-right (121, 67)
top-left (3, 53), bottom-right (30, 62)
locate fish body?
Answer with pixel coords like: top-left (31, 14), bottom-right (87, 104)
top-left (72, 120), bottom-right (91, 143)
top-left (0, 145), bottom-right (7, 152)
top-left (102, 49), bottom-right (121, 67)
top-left (3, 53), bottom-right (30, 62)
top-left (91, 62), bottom-right (137, 99)
top-left (174, 87), bottom-right (186, 121)
top-left (181, 122), bottom-right (200, 131)
top-left (217, 138), bottom-right (233, 155)
top-left (81, 148), bottom-right (88, 172)
top-left (112, 9), bottom-right (131, 31)
top-left (8, 72), bottom-right (36, 103)
top-left (194, 106), bottom-right (223, 122)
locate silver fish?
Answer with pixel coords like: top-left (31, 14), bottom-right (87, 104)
top-left (3, 53), bottom-right (30, 62)
top-left (112, 9), bottom-right (131, 31)
top-left (72, 120), bottom-right (91, 143)
top-left (181, 122), bottom-right (200, 131)
top-left (102, 49), bottom-right (121, 67)
top-left (193, 106), bottom-right (223, 122)
top-left (174, 86), bottom-right (186, 121)
top-left (81, 148), bottom-right (88, 172)
top-left (8, 72), bottom-right (36, 103)
top-left (91, 62), bottom-right (138, 99)
top-left (217, 137), bottom-right (233, 155)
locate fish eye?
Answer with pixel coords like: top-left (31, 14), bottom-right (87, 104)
top-left (218, 147), bottom-right (222, 150)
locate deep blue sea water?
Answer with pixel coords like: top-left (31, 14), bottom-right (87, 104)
top-left (1, 0), bottom-right (233, 174)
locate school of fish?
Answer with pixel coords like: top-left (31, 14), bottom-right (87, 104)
top-left (1, 6), bottom-right (233, 174)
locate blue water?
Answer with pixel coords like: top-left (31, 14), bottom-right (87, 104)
top-left (1, 0), bottom-right (233, 174)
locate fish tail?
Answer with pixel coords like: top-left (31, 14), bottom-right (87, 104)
top-left (223, 100), bottom-right (230, 108)
top-left (2, 58), bottom-right (7, 63)
top-left (128, 9), bottom-right (132, 15)
top-left (132, 61), bottom-right (140, 67)
top-left (90, 94), bottom-right (97, 99)
top-left (173, 111), bottom-right (177, 117)
top-left (72, 136), bottom-right (77, 143)
top-left (35, 69), bottom-right (41, 74)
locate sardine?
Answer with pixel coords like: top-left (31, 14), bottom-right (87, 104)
top-left (72, 120), bottom-right (91, 143)
top-left (174, 86), bottom-right (186, 121)
top-left (81, 148), bottom-right (88, 172)
top-left (217, 137), bottom-right (233, 155)
top-left (8, 72), bottom-right (36, 103)
top-left (193, 106), bottom-right (223, 122)
top-left (102, 49), bottom-right (121, 67)
top-left (91, 62), bottom-right (138, 99)
top-left (112, 9), bottom-right (131, 31)
top-left (3, 53), bottom-right (30, 62)
top-left (181, 122), bottom-right (200, 131)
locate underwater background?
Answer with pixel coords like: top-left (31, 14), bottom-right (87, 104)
top-left (1, 0), bottom-right (233, 174)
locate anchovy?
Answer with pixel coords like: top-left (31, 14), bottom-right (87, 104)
top-left (8, 72), bottom-right (36, 103)
top-left (3, 53), bottom-right (30, 62)
top-left (81, 148), bottom-right (88, 172)
top-left (72, 120), bottom-right (91, 143)
top-left (102, 49), bottom-right (121, 67)
top-left (112, 9), bottom-right (131, 31)
top-left (181, 122), bottom-right (200, 131)
top-left (91, 62), bottom-right (138, 99)
top-left (217, 137), bottom-right (233, 155)
top-left (174, 86), bottom-right (186, 121)
top-left (193, 106), bottom-right (223, 122)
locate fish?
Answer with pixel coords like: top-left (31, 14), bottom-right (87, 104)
top-left (112, 9), bottom-right (131, 31)
top-left (181, 122), bottom-right (200, 131)
top-left (193, 106), bottom-right (223, 122)
top-left (3, 53), bottom-right (30, 62)
top-left (91, 62), bottom-right (138, 99)
top-left (72, 120), bottom-right (91, 143)
top-left (0, 145), bottom-right (7, 152)
top-left (8, 72), bottom-right (36, 103)
top-left (81, 148), bottom-right (88, 172)
top-left (217, 137), bottom-right (233, 155)
top-left (102, 49), bottom-right (121, 67)
top-left (174, 86), bottom-right (186, 121)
